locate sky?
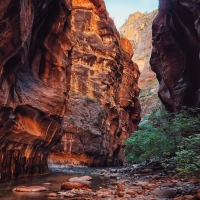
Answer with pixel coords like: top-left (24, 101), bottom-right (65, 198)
top-left (104, 0), bottom-right (159, 29)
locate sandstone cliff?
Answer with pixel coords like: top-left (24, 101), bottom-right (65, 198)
top-left (120, 11), bottom-right (160, 117)
top-left (49, 1), bottom-right (141, 167)
top-left (150, 0), bottom-right (200, 112)
top-left (0, 0), bottom-right (140, 179)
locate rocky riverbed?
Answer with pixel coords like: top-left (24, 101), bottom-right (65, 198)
top-left (3, 163), bottom-right (200, 200)
top-left (89, 164), bottom-right (200, 200)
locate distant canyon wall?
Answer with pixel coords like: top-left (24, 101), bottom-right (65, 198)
top-left (0, 0), bottom-right (140, 179)
top-left (120, 10), bottom-right (161, 117)
top-left (150, 0), bottom-right (200, 112)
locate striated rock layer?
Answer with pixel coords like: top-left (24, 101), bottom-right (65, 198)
top-left (49, 0), bottom-right (141, 167)
top-left (0, 0), bottom-right (140, 179)
top-left (150, 0), bottom-right (200, 112)
top-left (120, 11), bottom-right (160, 117)
top-left (0, 0), bottom-right (69, 180)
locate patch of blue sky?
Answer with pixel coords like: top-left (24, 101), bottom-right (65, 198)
top-left (104, 0), bottom-right (159, 29)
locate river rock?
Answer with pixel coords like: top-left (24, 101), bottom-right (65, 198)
top-left (47, 193), bottom-right (58, 197)
top-left (61, 182), bottom-right (92, 190)
top-left (59, 189), bottom-right (93, 198)
top-left (141, 169), bottom-right (153, 174)
top-left (99, 173), bottom-right (105, 176)
top-left (184, 195), bottom-right (195, 200)
top-left (154, 188), bottom-right (177, 198)
top-left (110, 169), bottom-right (117, 173)
top-left (173, 197), bottom-right (184, 200)
top-left (69, 176), bottom-right (92, 182)
top-left (197, 191), bottom-right (200, 199)
top-left (116, 182), bottom-right (125, 197)
top-left (96, 188), bottom-right (114, 198)
top-left (13, 186), bottom-right (48, 192)
top-left (43, 182), bottom-right (51, 185)
top-left (126, 189), bottom-right (137, 195)
top-left (133, 181), bottom-right (155, 190)
top-left (110, 174), bottom-right (118, 178)
top-left (118, 191), bottom-right (125, 197)
top-left (59, 192), bottom-right (76, 197)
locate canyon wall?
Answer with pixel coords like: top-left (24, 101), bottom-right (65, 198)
top-left (120, 11), bottom-right (160, 117)
top-left (150, 0), bottom-right (200, 112)
top-left (49, 1), bottom-right (141, 167)
top-left (0, 0), bottom-right (140, 179)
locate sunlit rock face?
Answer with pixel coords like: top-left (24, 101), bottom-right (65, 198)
top-left (150, 0), bottom-right (200, 112)
top-left (49, 0), bottom-right (141, 167)
top-left (0, 0), bottom-right (140, 178)
top-left (120, 10), bottom-right (160, 118)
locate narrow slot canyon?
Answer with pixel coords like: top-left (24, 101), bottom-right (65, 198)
top-left (1, 0), bottom-right (200, 200)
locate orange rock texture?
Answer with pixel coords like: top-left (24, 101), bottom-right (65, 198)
top-left (50, 0), bottom-right (141, 167)
top-left (0, 0), bottom-right (140, 178)
top-left (120, 37), bottom-right (134, 57)
top-left (150, 0), bottom-right (200, 112)
top-left (120, 10), bottom-right (160, 117)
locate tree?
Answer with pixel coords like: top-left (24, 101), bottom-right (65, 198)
top-left (124, 109), bottom-right (175, 162)
top-left (173, 134), bottom-right (200, 177)
top-left (124, 107), bottom-right (200, 173)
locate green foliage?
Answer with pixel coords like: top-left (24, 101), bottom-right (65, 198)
top-left (84, 95), bottom-right (97, 102)
top-left (170, 107), bottom-right (200, 137)
top-left (124, 123), bottom-right (174, 162)
top-left (139, 88), bottom-right (153, 98)
top-left (124, 107), bottom-right (200, 178)
top-left (124, 109), bottom-right (175, 162)
top-left (173, 134), bottom-right (200, 177)
top-left (69, 115), bottom-right (75, 121)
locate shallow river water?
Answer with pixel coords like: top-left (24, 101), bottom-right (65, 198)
top-left (0, 171), bottom-right (110, 200)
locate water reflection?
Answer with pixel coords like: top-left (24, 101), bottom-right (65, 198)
top-left (0, 172), bottom-right (110, 200)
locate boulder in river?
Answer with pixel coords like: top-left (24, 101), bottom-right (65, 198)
top-left (13, 186), bottom-right (48, 192)
top-left (61, 181), bottom-right (92, 190)
top-left (69, 176), bottom-right (92, 182)
top-left (154, 187), bottom-right (176, 198)
top-left (46, 193), bottom-right (58, 197)
top-left (59, 189), bottom-right (93, 197)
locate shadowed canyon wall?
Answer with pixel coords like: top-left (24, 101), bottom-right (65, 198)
top-left (151, 0), bottom-right (200, 112)
top-left (0, 0), bottom-right (140, 179)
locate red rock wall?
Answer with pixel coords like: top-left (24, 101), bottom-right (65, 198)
top-left (0, 0), bottom-right (140, 179)
top-left (50, 0), bottom-right (140, 167)
top-left (0, 0), bottom-right (72, 179)
top-left (150, 0), bottom-right (200, 112)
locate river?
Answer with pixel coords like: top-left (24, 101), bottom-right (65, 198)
top-left (0, 169), bottom-right (110, 200)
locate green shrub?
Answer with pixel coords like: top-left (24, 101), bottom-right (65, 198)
top-left (170, 107), bottom-right (200, 137)
top-left (69, 115), bottom-right (75, 121)
top-left (139, 88), bottom-right (153, 98)
top-left (124, 107), bottom-right (200, 176)
top-left (84, 95), bottom-right (97, 102)
top-left (124, 109), bottom-right (175, 162)
top-left (124, 124), bottom-right (174, 162)
top-left (173, 134), bottom-right (200, 177)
